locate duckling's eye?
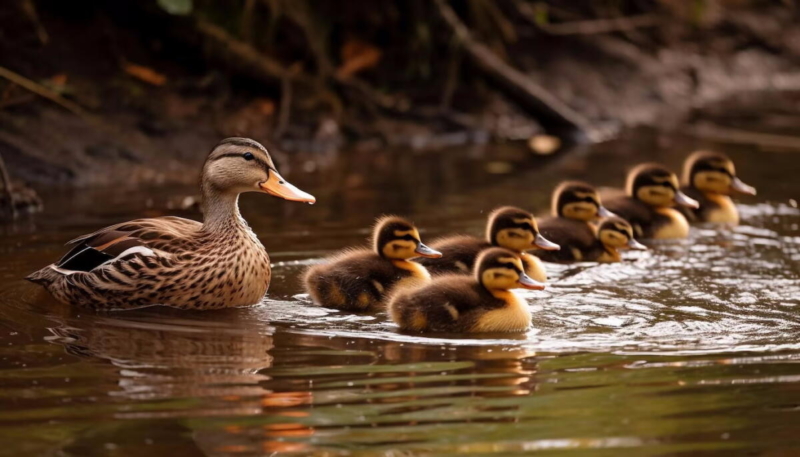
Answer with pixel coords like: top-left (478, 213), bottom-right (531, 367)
top-left (243, 152), bottom-right (255, 161)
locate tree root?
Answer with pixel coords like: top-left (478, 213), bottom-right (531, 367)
top-left (514, 2), bottom-right (660, 36)
top-left (433, 0), bottom-right (604, 142)
top-left (0, 66), bottom-right (87, 117)
top-left (0, 153), bottom-right (15, 218)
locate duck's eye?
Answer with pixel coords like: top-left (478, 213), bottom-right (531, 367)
top-left (243, 152), bottom-right (255, 161)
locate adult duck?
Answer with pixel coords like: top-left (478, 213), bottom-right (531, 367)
top-left (27, 137), bottom-right (315, 310)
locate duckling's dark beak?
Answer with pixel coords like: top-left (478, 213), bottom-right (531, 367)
top-left (517, 273), bottom-right (546, 291)
top-left (414, 243), bottom-right (442, 259)
top-left (627, 238), bottom-right (648, 250)
top-left (534, 233), bottom-right (560, 251)
top-left (731, 177), bottom-right (757, 196)
top-left (597, 206), bottom-right (617, 218)
top-left (674, 191), bottom-right (699, 209)
top-left (259, 170), bottom-right (316, 204)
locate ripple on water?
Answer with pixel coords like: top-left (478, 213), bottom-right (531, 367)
top-left (254, 202), bottom-right (800, 355)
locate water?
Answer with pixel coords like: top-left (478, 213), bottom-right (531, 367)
top-left (1, 130), bottom-right (799, 456)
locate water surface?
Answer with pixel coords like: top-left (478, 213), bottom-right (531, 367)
top-left (1, 131), bottom-right (799, 456)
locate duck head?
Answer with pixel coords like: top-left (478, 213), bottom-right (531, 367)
top-left (374, 216), bottom-right (442, 260)
top-left (476, 247), bottom-right (545, 291)
top-left (626, 163), bottom-right (699, 209)
top-left (203, 137), bottom-right (315, 203)
top-left (487, 206), bottom-right (560, 252)
top-left (597, 217), bottom-right (647, 251)
top-left (552, 181), bottom-right (615, 221)
top-left (683, 151), bottom-right (756, 196)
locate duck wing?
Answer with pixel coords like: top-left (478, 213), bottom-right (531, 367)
top-left (57, 216), bottom-right (202, 273)
top-left (68, 216), bottom-right (202, 251)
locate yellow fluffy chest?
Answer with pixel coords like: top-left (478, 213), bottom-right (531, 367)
top-left (391, 260), bottom-right (432, 291)
top-left (471, 291), bottom-right (532, 333)
top-left (705, 194), bottom-right (739, 224)
top-left (596, 249), bottom-right (621, 263)
top-left (653, 208), bottom-right (690, 239)
top-left (520, 253), bottom-right (547, 283)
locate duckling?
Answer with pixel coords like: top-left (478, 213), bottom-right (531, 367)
top-left (549, 181), bottom-right (616, 222)
top-left (389, 247), bottom-right (544, 333)
top-left (536, 181), bottom-right (618, 260)
top-left (678, 150), bottom-right (757, 225)
top-left (26, 137), bottom-right (316, 310)
top-left (416, 206), bottom-right (559, 283)
top-left (603, 163), bottom-right (700, 239)
top-left (304, 216), bottom-right (442, 312)
top-left (535, 216), bottom-right (646, 263)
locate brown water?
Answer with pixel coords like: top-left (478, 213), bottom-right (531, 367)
top-left (1, 131), bottom-right (799, 456)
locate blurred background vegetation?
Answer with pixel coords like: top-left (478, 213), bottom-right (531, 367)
top-left (1, 0), bottom-right (799, 211)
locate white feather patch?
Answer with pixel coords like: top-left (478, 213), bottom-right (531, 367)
top-left (50, 246), bottom-right (158, 275)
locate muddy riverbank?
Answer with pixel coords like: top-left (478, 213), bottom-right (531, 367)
top-left (2, 0), bottom-right (800, 193)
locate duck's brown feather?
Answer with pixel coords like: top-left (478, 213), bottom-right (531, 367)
top-left (416, 235), bottom-right (489, 275)
top-left (602, 195), bottom-right (670, 239)
top-left (27, 216), bottom-right (270, 310)
top-left (304, 249), bottom-right (425, 312)
top-left (67, 216), bottom-right (203, 253)
top-left (390, 275), bottom-right (512, 332)
top-left (535, 217), bottom-right (605, 262)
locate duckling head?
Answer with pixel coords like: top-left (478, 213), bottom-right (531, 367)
top-left (487, 206), bottom-right (560, 252)
top-left (626, 163), bottom-right (699, 209)
top-left (682, 151), bottom-right (757, 196)
top-left (476, 247), bottom-right (546, 291)
top-left (202, 137), bottom-right (315, 203)
top-left (551, 181), bottom-right (615, 221)
top-left (597, 217), bottom-right (647, 250)
top-left (374, 216), bottom-right (442, 260)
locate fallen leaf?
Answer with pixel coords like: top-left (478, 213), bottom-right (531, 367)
top-left (336, 38), bottom-right (381, 78)
top-left (123, 63), bottom-right (167, 86)
top-left (49, 74), bottom-right (68, 87)
top-left (252, 98), bottom-right (275, 116)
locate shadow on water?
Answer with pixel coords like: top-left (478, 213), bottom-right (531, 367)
top-left (1, 130), bottom-right (800, 455)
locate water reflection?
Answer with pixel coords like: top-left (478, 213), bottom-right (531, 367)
top-left (192, 342), bottom-right (540, 455)
top-left (15, 308), bottom-right (272, 424)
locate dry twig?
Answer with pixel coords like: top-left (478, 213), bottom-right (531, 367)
top-left (0, 153), bottom-right (16, 218)
top-left (0, 66), bottom-right (86, 117)
top-left (515, 1), bottom-right (661, 36)
top-left (434, 0), bottom-right (601, 140)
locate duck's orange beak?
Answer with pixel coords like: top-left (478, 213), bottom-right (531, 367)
top-left (259, 170), bottom-right (316, 204)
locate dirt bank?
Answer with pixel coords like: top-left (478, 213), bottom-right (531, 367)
top-left (1, 0), bottom-right (800, 192)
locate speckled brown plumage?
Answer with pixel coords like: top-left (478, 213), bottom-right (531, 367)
top-left (390, 248), bottom-right (541, 333)
top-left (602, 163), bottom-right (695, 239)
top-left (416, 206), bottom-right (554, 282)
top-left (304, 216), bottom-right (439, 312)
top-left (26, 138), bottom-right (314, 310)
top-left (536, 216), bottom-right (642, 263)
top-left (536, 217), bottom-right (599, 262)
top-left (677, 151), bottom-right (756, 224)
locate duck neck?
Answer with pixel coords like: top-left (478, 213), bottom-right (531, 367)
top-left (201, 187), bottom-right (247, 233)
